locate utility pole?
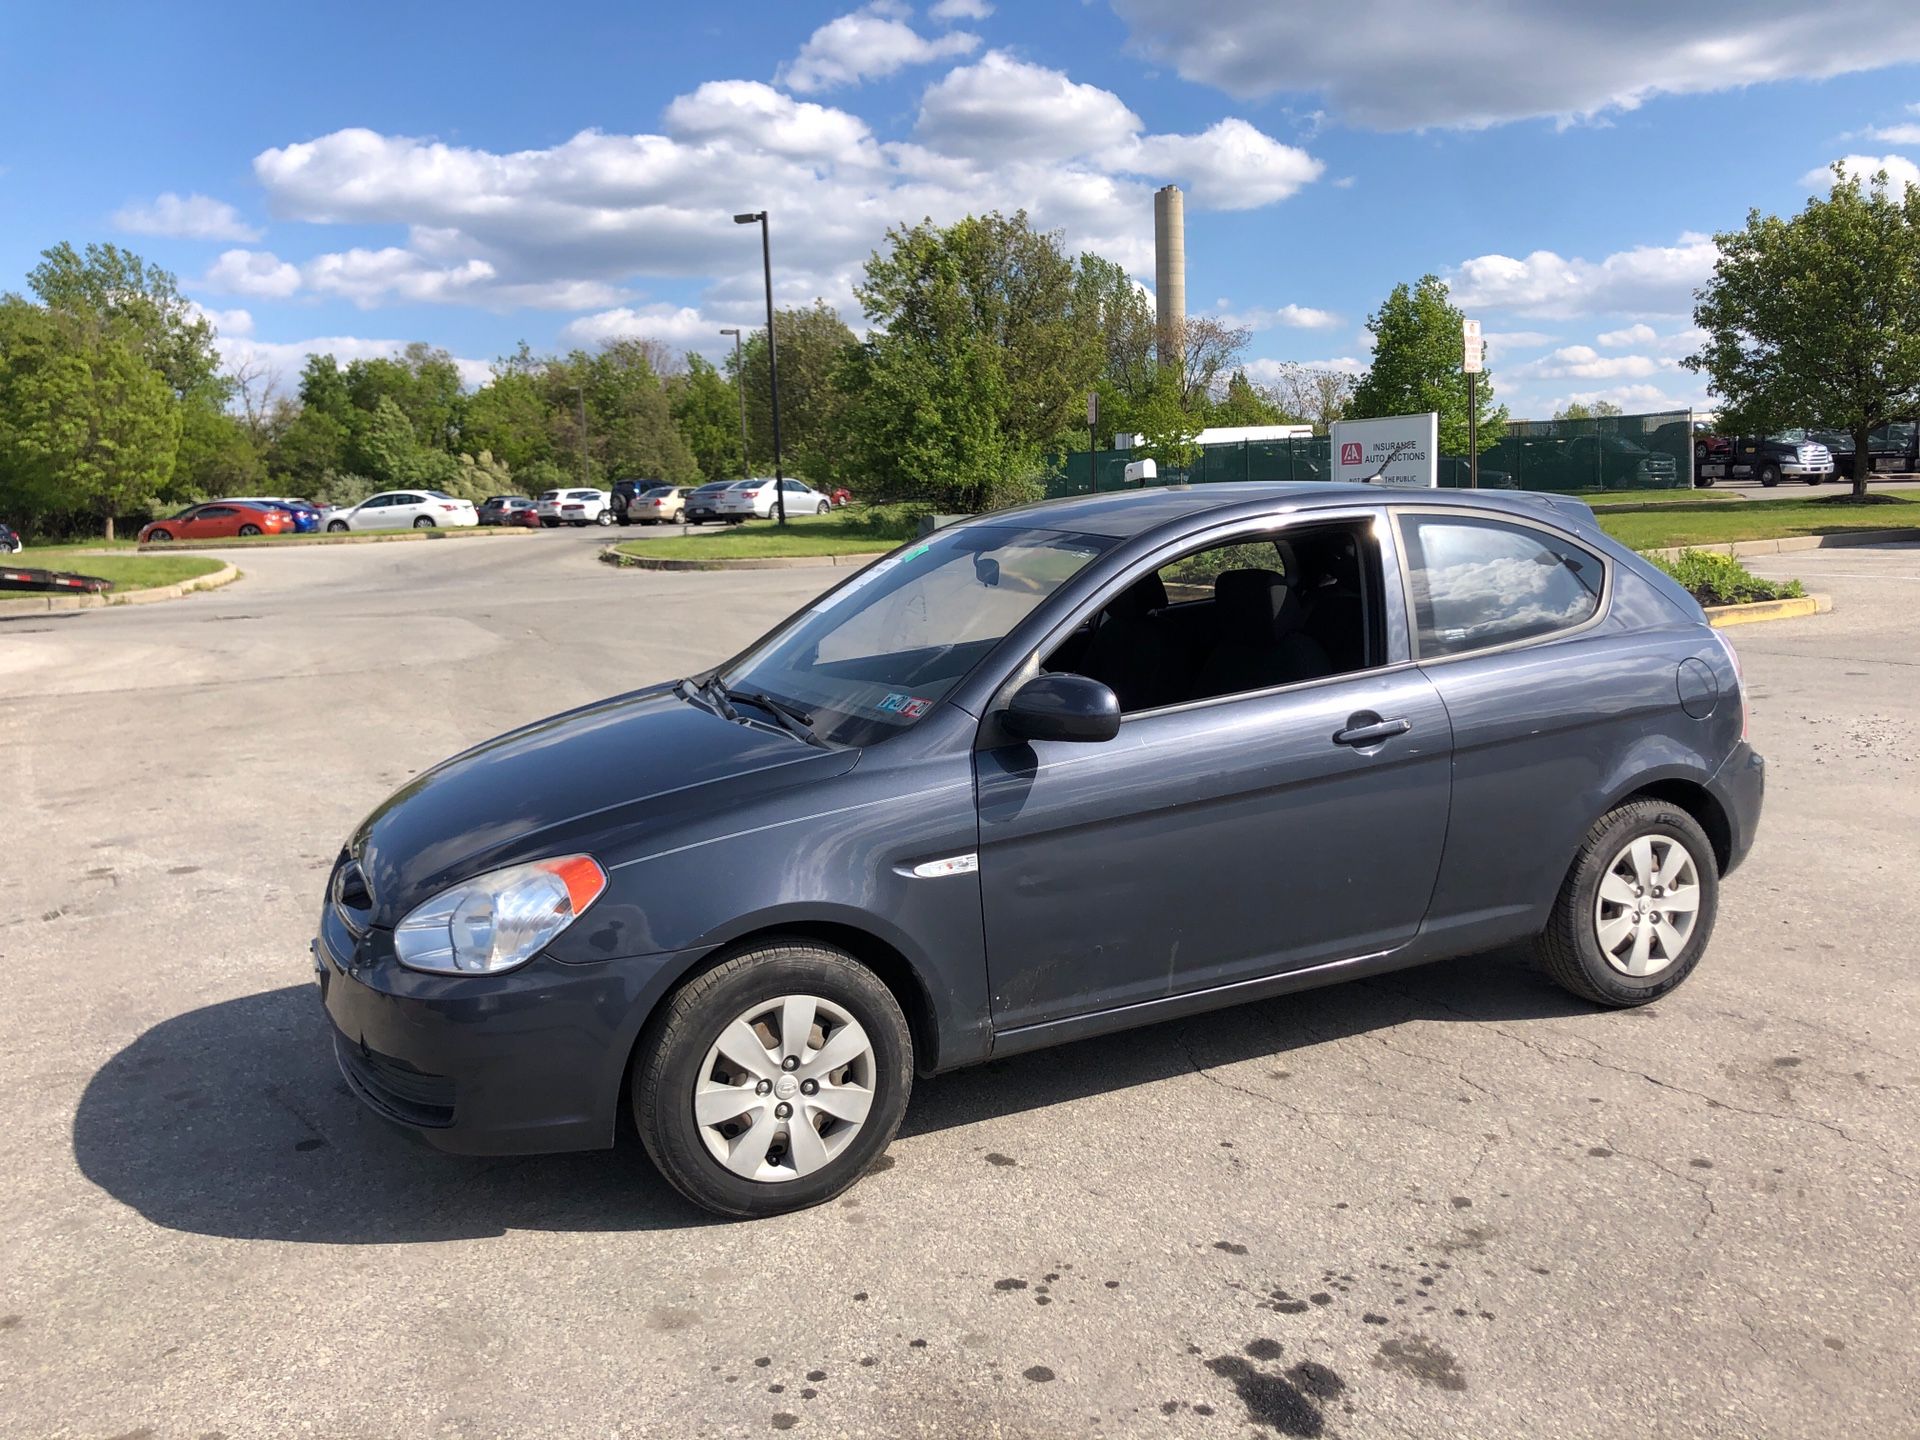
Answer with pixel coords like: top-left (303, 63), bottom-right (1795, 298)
top-left (734, 210), bottom-right (786, 526)
top-left (570, 384), bottom-right (589, 488)
top-left (1462, 318), bottom-right (1482, 489)
top-left (719, 328), bottom-right (749, 479)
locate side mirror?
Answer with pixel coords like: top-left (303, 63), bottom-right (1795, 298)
top-left (1003, 673), bottom-right (1121, 744)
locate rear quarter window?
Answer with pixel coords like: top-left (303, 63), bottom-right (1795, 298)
top-left (1399, 513), bottom-right (1606, 659)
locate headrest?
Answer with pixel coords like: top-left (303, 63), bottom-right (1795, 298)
top-left (1107, 572), bottom-right (1168, 621)
top-left (1213, 568), bottom-right (1302, 645)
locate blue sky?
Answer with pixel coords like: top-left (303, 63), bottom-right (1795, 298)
top-left (5, 0), bottom-right (1920, 419)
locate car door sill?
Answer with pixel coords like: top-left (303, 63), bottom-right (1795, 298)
top-left (988, 944), bottom-right (1428, 1060)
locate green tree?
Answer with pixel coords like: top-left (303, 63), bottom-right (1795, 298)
top-left (172, 404), bottom-right (263, 501)
top-left (1350, 275), bottom-right (1506, 455)
top-left (670, 353), bottom-right (746, 480)
top-left (27, 241), bottom-right (222, 401)
top-left (1131, 376), bottom-right (1204, 475)
top-left (348, 395), bottom-right (421, 486)
top-left (462, 346), bottom-right (554, 471)
top-left (1553, 399), bottom-right (1624, 422)
top-left (731, 301), bottom-right (857, 484)
top-left (1688, 166), bottom-right (1920, 499)
top-left (561, 340), bottom-right (700, 484)
top-left (344, 343), bottom-right (465, 452)
top-left (1210, 369), bottom-right (1285, 428)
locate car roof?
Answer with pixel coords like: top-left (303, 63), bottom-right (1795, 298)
top-left (983, 482), bottom-right (1598, 539)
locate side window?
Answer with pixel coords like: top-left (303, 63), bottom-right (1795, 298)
top-left (1044, 520), bottom-right (1380, 714)
top-left (1399, 514), bottom-right (1604, 659)
top-left (782, 479), bottom-right (806, 492)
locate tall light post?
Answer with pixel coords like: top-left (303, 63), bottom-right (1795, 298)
top-left (568, 384), bottom-right (589, 488)
top-left (733, 210), bottom-right (786, 526)
top-left (718, 327), bottom-right (749, 481)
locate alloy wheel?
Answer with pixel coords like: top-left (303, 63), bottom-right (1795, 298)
top-left (1592, 834), bottom-right (1700, 977)
top-left (693, 994), bottom-right (876, 1182)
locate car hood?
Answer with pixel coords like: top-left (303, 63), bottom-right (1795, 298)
top-left (348, 684), bottom-right (856, 925)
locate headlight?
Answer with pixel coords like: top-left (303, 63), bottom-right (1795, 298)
top-left (393, 854), bottom-right (606, 975)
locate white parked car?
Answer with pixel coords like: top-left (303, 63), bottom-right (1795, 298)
top-left (323, 490), bottom-right (479, 532)
top-left (714, 477), bottom-right (834, 522)
top-left (537, 488), bottom-right (613, 527)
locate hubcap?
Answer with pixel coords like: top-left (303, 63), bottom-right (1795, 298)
top-left (693, 994), bottom-right (876, 1183)
top-left (1593, 834), bottom-right (1701, 977)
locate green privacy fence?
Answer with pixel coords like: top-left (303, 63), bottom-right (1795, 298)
top-left (1048, 410), bottom-right (1693, 498)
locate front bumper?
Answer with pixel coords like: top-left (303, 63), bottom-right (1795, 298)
top-left (313, 904), bottom-right (681, 1155)
top-left (1778, 463), bottom-right (1832, 478)
top-left (1707, 740), bottom-right (1765, 876)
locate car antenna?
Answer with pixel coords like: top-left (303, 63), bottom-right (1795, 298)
top-left (1361, 439), bottom-right (1415, 483)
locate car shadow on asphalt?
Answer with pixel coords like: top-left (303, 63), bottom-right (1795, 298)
top-left (72, 949), bottom-right (1595, 1242)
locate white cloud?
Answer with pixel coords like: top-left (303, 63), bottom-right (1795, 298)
top-left (778, 5), bottom-right (979, 93)
top-left (1330, 175), bottom-right (1355, 189)
top-left (213, 332), bottom-right (492, 390)
top-left (1111, 0), bottom-right (1920, 130)
top-left (185, 302), bottom-right (254, 337)
top-left (1596, 322), bottom-right (1657, 347)
top-left (665, 80), bottom-right (878, 164)
top-left (561, 304), bottom-right (735, 349)
top-left (1862, 123), bottom-right (1920, 145)
top-left (1511, 344), bottom-right (1674, 381)
top-left (205, 248), bottom-right (302, 298)
top-left (113, 192), bottom-right (261, 242)
top-left (1241, 355), bottom-right (1368, 383)
top-left (930, 0), bottom-right (993, 17)
top-left (1804, 153), bottom-right (1920, 190)
top-left (1537, 382), bottom-right (1709, 416)
top-left (916, 51), bottom-right (1142, 160)
top-left (1110, 117), bottom-right (1322, 208)
top-left (1217, 302), bottom-right (1339, 331)
top-left (1448, 235), bottom-right (1717, 319)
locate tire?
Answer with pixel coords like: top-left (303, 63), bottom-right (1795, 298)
top-left (1694, 441), bottom-right (1708, 463)
top-left (1694, 476), bottom-right (1714, 488)
top-left (238, 524), bottom-right (261, 537)
top-left (816, 502), bottom-right (831, 515)
top-left (596, 510), bottom-right (613, 526)
top-left (327, 520), bottom-right (348, 533)
top-left (633, 940), bottom-right (912, 1219)
top-left (414, 516), bottom-right (435, 529)
top-left (1532, 799), bottom-right (1719, 1008)
top-left (1758, 464), bottom-right (1781, 488)
top-left (147, 528), bottom-right (173, 543)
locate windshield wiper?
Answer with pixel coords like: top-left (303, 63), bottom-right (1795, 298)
top-left (679, 675), bottom-right (738, 722)
top-left (722, 686), bottom-right (819, 743)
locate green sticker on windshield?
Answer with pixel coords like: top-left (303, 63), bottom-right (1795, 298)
top-left (900, 543), bottom-right (931, 562)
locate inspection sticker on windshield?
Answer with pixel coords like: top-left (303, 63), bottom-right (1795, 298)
top-left (877, 693), bottom-right (932, 718)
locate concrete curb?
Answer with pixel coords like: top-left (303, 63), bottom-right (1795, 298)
top-left (599, 545), bottom-right (888, 573)
top-left (136, 526), bottom-right (538, 553)
top-left (1643, 528), bottom-right (1920, 562)
top-left (1706, 593), bottom-right (1832, 628)
top-left (0, 562), bottom-right (239, 617)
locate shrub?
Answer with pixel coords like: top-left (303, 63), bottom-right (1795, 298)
top-left (1651, 548), bottom-right (1806, 606)
top-left (836, 502), bottom-right (934, 540)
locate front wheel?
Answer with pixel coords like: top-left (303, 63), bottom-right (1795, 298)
top-left (326, 520), bottom-right (349, 533)
top-left (633, 941), bottom-right (912, 1219)
top-left (1532, 799), bottom-right (1719, 1007)
top-left (816, 502), bottom-right (831, 516)
top-left (1758, 464), bottom-right (1781, 488)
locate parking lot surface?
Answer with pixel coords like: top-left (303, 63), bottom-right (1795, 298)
top-left (1, 534), bottom-right (1916, 1439)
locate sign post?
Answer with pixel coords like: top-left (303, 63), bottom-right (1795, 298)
top-left (1086, 392), bottom-right (1100, 475)
top-left (1462, 319), bottom-right (1482, 490)
top-left (1330, 413), bottom-right (1439, 488)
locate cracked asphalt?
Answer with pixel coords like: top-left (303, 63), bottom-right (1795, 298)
top-left (1, 531), bottom-right (1916, 1439)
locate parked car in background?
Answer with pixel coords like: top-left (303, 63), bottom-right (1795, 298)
top-left (618, 484), bottom-right (688, 525)
top-left (830, 486), bottom-right (853, 507)
top-left (140, 502), bottom-right (293, 543)
top-left (1812, 422), bottom-right (1916, 478)
top-left (314, 481), bottom-right (1762, 1218)
top-left (1695, 432), bottom-right (1833, 488)
top-left (227, 497), bottom-right (322, 533)
top-left (324, 491), bottom-right (479, 532)
top-left (0, 522), bottom-right (22, 554)
top-left (684, 481), bottom-right (740, 525)
top-left (610, 479), bottom-right (667, 525)
top-left (716, 476), bottom-right (834, 521)
top-left (478, 495), bottom-right (538, 527)
top-left (536, 489), bottom-right (611, 527)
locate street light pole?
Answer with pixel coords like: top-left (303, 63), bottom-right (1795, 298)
top-left (719, 327), bottom-right (749, 480)
top-left (570, 384), bottom-right (588, 488)
top-left (734, 210), bottom-right (786, 527)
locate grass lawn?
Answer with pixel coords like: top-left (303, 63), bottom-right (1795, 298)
top-left (1577, 488), bottom-right (1739, 507)
top-left (32, 554), bottom-right (229, 591)
top-left (1595, 491), bottom-right (1920, 550)
top-left (13, 539), bottom-right (141, 557)
top-left (616, 508), bottom-right (917, 561)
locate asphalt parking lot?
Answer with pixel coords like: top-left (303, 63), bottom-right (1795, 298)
top-left (2, 534), bottom-right (1916, 1440)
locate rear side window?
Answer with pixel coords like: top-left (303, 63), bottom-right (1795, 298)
top-left (1398, 514), bottom-right (1605, 658)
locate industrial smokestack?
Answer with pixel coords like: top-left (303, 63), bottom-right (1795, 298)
top-left (1154, 183), bottom-right (1186, 365)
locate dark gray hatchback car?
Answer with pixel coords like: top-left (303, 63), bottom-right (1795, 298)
top-left (315, 483), bottom-right (1763, 1217)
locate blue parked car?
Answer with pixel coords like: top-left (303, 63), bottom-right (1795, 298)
top-left (314, 482), bottom-right (1764, 1217)
top-left (229, 496), bottom-right (321, 533)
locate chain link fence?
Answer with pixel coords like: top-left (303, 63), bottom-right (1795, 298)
top-left (1049, 410), bottom-right (1693, 498)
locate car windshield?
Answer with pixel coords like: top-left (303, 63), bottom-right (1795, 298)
top-left (715, 522), bottom-right (1114, 747)
top-left (1768, 429), bottom-right (1811, 445)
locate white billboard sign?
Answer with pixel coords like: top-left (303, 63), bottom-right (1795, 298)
top-left (1330, 413), bottom-right (1438, 488)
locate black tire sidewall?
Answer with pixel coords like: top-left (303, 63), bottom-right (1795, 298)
top-left (1563, 805), bottom-right (1718, 1005)
top-left (636, 944), bottom-right (912, 1218)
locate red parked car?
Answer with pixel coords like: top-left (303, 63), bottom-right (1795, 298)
top-left (830, 486), bottom-right (853, 507)
top-left (139, 502), bottom-right (293, 543)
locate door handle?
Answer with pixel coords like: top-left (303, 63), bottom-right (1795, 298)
top-left (1333, 715), bottom-right (1411, 747)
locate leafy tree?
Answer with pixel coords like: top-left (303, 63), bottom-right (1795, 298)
top-left (731, 301), bottom-right (857, 484)
top-left (670, 353), bottom-right (746, 481)
top-left (1688, 166), bottom-right (1920, 498)
top-left (1553, 399), bottom-right (1624, 421)
top-left (348, 395), bottom-right (422, 486)
top-left (172, 404), bottom-right (264, 500)
top-left (462, 349), bottom-right (554, 471)
top-left (1131, 376), bottom-right (1205, 475)
top-left (1073, 253), bottom-right (1156, 412)
top-left (1258, 364), bottom-right (1354, 433)
top-left (27, 241), bottom-right (222, 401)
top-left (1162, 315), bottom-right (1252, 411)
top-left (1350, 275), bottom-right (1505, 455)
top-left (1210, 369), bottom-right (1285, 428)
top-left (563, 340), bottom-right (700, 484)
top-left (344, 343), bottom-right (465, 451)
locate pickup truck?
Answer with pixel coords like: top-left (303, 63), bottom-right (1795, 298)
top-left (1812, 422), bottom-right (1916, 480)
top-left (1693, 431), bottom-right (1833, 487)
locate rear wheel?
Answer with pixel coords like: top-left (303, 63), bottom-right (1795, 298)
top-left (1533, 800), bottom-right (1718, 1007)
top-left (596, 510), bottom-right (613, 526)
top-left (414, 516), bottom-right (435, 529)
top-left (816, 501), bottom-right (831, 515)
top-left (147, 528), bottom-right (173, 543)
top-left (238, 524), bottom-right (261, 537)
top-left (1758, 463), bottom-right (1781, 488)
top-left (634, 941), bottom-right (911, 1219)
